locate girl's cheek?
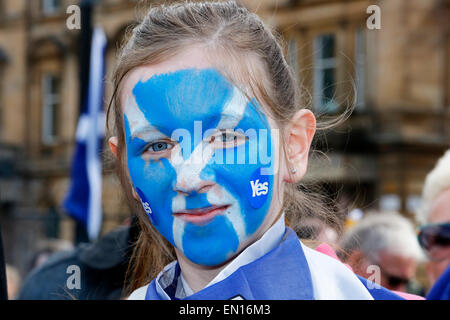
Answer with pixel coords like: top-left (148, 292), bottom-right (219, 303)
top-left (127, 155), bottom-right (179, 244)
top-left (211, 158), bottom-right (273, 235)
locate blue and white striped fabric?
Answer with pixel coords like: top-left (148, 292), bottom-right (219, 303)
top-left (64, 27), bottom-right (107, 241)
top-left (128, 216), bottom-right (402, 300)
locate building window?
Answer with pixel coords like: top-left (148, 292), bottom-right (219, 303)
top-left (41, 0), bottom-right (62, 15)
top-left (41, 74), bottom-right (60, 144)
top-left (355, 28), bottom-right (366, 110)
top-left (313, 33), bottom-right (338, 113)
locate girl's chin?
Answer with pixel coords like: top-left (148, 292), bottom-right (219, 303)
top-left (174, 237), bottom-right (243, 268)
top-left (178, 235), bottom-right (259, 268)
top-left (184, 251), bottom-right (237, 268)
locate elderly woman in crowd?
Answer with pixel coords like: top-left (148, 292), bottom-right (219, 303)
top-left (339, 211), bottom-right (424, 294)
top-left (416, 150), bottom-right (450, 300)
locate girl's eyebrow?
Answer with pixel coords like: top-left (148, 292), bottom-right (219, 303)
top-left (216, 113), bottom-right (240, 129)
top-left (216, 102), bottom-right (260, 130)
top-left (131, 126), bottom-right (167, 142)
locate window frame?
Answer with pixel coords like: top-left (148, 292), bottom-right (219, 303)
top-left (313, 33), bottom-right (338, 113)
top-left (41, 73), bottom-right (61, 145)
top-left (41, 0), bottom-right (62, 16)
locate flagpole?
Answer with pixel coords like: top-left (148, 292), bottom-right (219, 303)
top-left (74, 0), bottom-right (93, 244)
top-left (65, 0), bottom-right (105, 244)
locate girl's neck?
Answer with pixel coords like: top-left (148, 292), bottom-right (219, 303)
top-left (175, 230), bottom-right (267, 293)
top-left (175, 216), bottom-right (283, 293)
top-left (175, 250), bottom-right (229, 293)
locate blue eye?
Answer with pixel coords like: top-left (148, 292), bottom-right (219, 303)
top-left (149, 142), bottom-right (169, 152)
top-left (210, 130), bottom-right (248, 147)
top-left (221, 132), bottom-right (236, 143)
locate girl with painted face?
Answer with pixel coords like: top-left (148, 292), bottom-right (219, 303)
top-left (108, 1), bottom-right (403, 300)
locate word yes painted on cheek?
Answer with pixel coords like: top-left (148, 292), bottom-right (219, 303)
top-left (135, 187), bottom-right (155, 225)
top-left (250, 179), bottom-right (269, 197)
top-left (141, 199), bottom-right (155, 225)
top-left (142, 202), bottom-right (152, 215)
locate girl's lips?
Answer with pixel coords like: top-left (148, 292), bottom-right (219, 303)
top-left (173, 205), bottom-right (230, 225)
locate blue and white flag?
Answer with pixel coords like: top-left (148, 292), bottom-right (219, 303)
top-left (64, 27), bottom-right (107, 241)
top-left (144, 228), bottom-right (403, 300)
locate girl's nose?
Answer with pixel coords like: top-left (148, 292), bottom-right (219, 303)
top-left (172, 134), bottom-right (217, 195)
top-left (173, 176), bottom-right (215, 195)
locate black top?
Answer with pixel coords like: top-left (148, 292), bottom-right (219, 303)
top-left (18, 223), bottom-right (137, 300)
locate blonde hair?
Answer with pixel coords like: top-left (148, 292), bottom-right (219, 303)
top-left (417, 149), bottom-right (450, 224)
top-left (339, 211), bottom-right (425, 262)
top-left (107, 0), bottom-right (347, 296)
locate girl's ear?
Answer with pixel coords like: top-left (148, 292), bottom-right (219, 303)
top-left (283, 109), bottom-right (316, 183)
top-left (109, 136), bottom-right (119, 159)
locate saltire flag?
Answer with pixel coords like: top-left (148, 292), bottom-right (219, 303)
top-left (64, 27), bottom-right (107, 241)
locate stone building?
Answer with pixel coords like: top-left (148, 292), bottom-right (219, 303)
top-left (270, 0), bottom-right (450, 219)
top-left (0, 0), bottom-right (448, 277)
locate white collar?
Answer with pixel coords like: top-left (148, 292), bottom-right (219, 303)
top-left (156, 215), bottom-right (286, 299)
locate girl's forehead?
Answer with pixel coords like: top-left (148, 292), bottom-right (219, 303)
top-left (121, 46), bottom-right (213, 108)
top-left (122, 67), bottom-right (276, 142)
top-left (119, 46), bottom-right (278, 131)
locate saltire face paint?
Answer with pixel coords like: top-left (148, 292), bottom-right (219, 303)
top-left (124, 68), bottom-right (275, 266)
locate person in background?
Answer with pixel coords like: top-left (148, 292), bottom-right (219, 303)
top-left (27, 239), bottom-right (74, 274)
top-left (339, 211), bottom-right (424, 293)
top-left (18, 219), bottom-right (139, 300)
top-left (296, 216), bottom-right (339, 248)
top-left (416, 149), bottom-right (450, 300)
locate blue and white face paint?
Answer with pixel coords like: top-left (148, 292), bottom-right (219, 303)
top-left (124, 68), bottom-right (274, 266)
